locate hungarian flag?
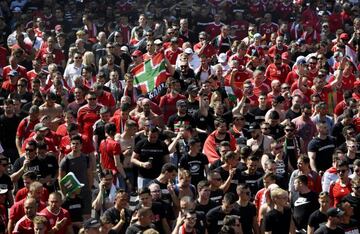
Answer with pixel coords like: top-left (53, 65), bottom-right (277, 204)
top-left (132, 53), bottom-right (168, 99)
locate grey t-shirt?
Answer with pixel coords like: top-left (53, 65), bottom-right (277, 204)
top-left (59, 153), bottom-right (90, 188)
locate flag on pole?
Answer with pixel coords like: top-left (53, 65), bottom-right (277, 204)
top-left (132, 53), bottom-right (168, 99)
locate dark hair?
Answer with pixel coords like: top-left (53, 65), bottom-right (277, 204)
top-left (188, 137), bottom-right (201, 146)
top-left (36, 141), bottom-right (47, 150)
top-left (268, 110), bottom-right (280, 120)
top-left (27, 140), bottom-right (37, 149)
top-left (70, 135), bottom-right (82, 143)
top-left (298, 155), bottom-right (310, 164)
top-left (223, 192), bottom-right (236, 204)
top-left (138, 187), bottom-right (151, 195)
top-left (214, 117), bottom-right (226, 128)
top-left (23, 171), bottom-right (37, 180)
top-left (67, 123), bottom-right (79, 133)
top-left (161, 163), bottom-right (177, 173)
top-left (197, 180), bottom-right (210, 191)
top-left (295, 174), bottom-right (308, 184)
top-left (337, 160), bottom-right (349, 168)
top-left (105, 123), bottom-right (117, 136)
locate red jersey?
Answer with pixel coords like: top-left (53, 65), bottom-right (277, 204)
top-left (328, 73), bottom-right (356, 92)
top-left (248, 2), bottom-right (265, 18)
top-left (253, 83), bottom-right (271, 97)
top-left (99, 137), bottom-right (121, 172)
top-left (35, 48), bottom-right (65, 67)
top-left (228, 54), bottom-right (247, 67)
top-left (224, 69), bottom-right (253, 89)
top-left (97, 91), bottom-right (116, 109)
top-left (77, 104), bottom-right (102, 138)
top-left (59, 134), bottom-right (94, 157)
top-left (55, 123), bottom-right (68, 137)
top-left (40, 207), bottom-right (71, 234)
top-left (267, 45), bottom-right (288, 58)
top-left (285, 70), bottom-right (300, 86)
top-left (206, 22), bottom-right (224, 39)
top-left (0, 46), bottom-right (7, 69)
top-left (329, 180), bottom-right (351, 207)
top-left (159, 93), bottom-right (186, 124)
top-left (16, 117), bottom-right (39, 143)
top-left (259, 23), bottom-right (279, 42)
top-left (301, 31), bottom-right (321, 45)
top-left (1, 80), bottom-right (16, 93)
top-left (118, 24), bottom-right (131, 44)
top-left (265, 63), bottom-right (291, 83)
top-left (230, 20), bottom-right (249, 40)
top-left (9, 198), bottom-right (46, 222)
top-left (15, 187), bottom-right (49, 202)
top-left (193, 43), bottom-right (217, 58)
top-left (333, 101), bottom-right (346, 117)
top-left (276, 2), bottom-right (293, 20)
top-left (12, 216), bottom-right (35, 234)
top-left (2, 65), bottom-right (27, 81)
top-left (328, 13), bottom-right (343, 33)
top-left (164, 47), bottom-right (183, 65)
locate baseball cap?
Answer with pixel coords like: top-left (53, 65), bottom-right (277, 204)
top-left (217, 53), bottom-right (227, 63)
top-left (154, 39), bottom-right (163, 45)
top-left (253, 33), bottom-right (261, 39)
top-left (34, 123), bottom-right (48, 132)
top-left (83, 218), bottom-right (101, 229)
top-left (296, 56), bottom-right (307, 65)
top-left (184, 48), bottom-right (193, 54)
top-left (131, 50), bottom-right (143, 57)
top-left (0, 188), bottom-right (8, 195)
top-left (120, 46), bottom-right (129, 53)
top-left (187, 84), bottom-right (199, 93)
top-left (248, 123), bottom-right (260, 132)
top-left (327, 207), bottom-right (344, 217)
top-left (9, 70), bottom-right (19, 77)
top-left (170, 37), bottom-right (178, 43)
top-left (12, 7), bottom-right (21, 13)
top-left (176, 99), bottom-right (187, 107)
top-left (296, 38), bottom-right (305, 46)
top-left (274, 95), bottom-right (285, 103)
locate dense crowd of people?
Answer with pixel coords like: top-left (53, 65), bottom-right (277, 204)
top-left (0, 0), bottom-right (360, 233)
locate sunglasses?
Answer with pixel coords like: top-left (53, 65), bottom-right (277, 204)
top-left (74, 57), bottom-right (82, 59)
top-left (285, 128), bottom-right (294, 132)
top-left (25, 148), bottom-right (35, 152)
top-left (281, 86), bottom-right (290, 89)
top-left (261, 127), bottom-right (269, 130)
top-left (87, 97), bottom-right (96, 100)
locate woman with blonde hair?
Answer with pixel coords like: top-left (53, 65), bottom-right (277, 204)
top-left (82, 51), bottom-right (96, 74)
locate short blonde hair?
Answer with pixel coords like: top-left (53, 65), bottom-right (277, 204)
top-left (270, 187), bottom-right (288, 199)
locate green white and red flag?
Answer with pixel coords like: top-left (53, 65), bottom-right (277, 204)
top-left (132, 53), bottom-right (168, 99)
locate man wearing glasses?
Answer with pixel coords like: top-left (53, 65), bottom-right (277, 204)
top-left (64, 52), bottom-right (83, 88)
top-left (341, 176), bottom-right (360, 223)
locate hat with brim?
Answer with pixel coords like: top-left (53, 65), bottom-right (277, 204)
top-left (327, 207), bottom-right (344, 217)
top-left (9, 70), bottom-right (19, 77)
top-left (83, 218), bottom-right (101, 229)
top-left (34, 123), bottom-right (48, 132)
top-left (0, 188), bottom-right (8, 195)
top-left (248, 123), bottom-right (260, 132)
top-left (60, 172), bottom-right (84, 196)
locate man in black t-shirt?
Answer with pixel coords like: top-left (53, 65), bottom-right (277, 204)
top-left (308, 192), bottom-right (330, 234)
top-left (308, 121), bottom-right (336, 173)
top-left (0, 156), bottom-right (13, 207)
top-left (240, 156), bottom-right (263, 199)
top-left (179, 138), bottom-right (209, 186)
top-left (125, 207), bottom-right (155, 234)
top-left (167, 99), bottom-right (196, 133)
top-left (314, 208), bottom-right (345, 234)
top-left (131, 127), bottom-right (170, 189)
top-left (291, 175), bottom-right (319, 233)
top-left (206, 192), bottom-right (239, 234)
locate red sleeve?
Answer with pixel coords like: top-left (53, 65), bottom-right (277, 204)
top-left (16, 119), bottom-right (26, 139)
top-left (113, 141), bottom-right (121, 156)
top-left (329, 182), bottom-right (335, 207)
top-left (9, 202), bottom-right (20, 220)
top-left (229, 132), bottom-right (236, 151)
top-left (81, 135), bottom-right (95, 154)
top-left (77, 109), bottom-right (85, 133)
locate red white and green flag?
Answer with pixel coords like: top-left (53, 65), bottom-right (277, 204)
top-left (132, 53), bottom-right (168, 99)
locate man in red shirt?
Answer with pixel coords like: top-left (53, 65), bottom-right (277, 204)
top-left (8, 182), bottom-right (46, 234)
top-left (159, 78), bottom-right (186, 124)
top-left (193, 32), bottom-right (217, 60)
top-left (268, 36), bottom-right (288, 59)
top-left (164, 37), bottom-right (183, 65)
top-left (59, 123), bottom-right (95, 160)
top-left (12, 197), bottom-right (38, 234)
top-left (265, 54), bottom-right (291, 84)
top-left (21, 123), bottom-right (57, 155)
top-left (2, 55), bottom-right (27, 81)
top-left (16, 105), bottom-right (40, 155)
top-left (230, 11), bottom-right (249, 40)
top-left (93, 82), bottom-right (115, 113)
top-left (35, 36), bottom-right (65, 68)
top-left (205, 13), bottom-right (224, 40)
top-left (77, 91), bottom-right (102, 139)
top-left (228, 42), bottom-right (248, 67)
top-left (259, 13), bottom-right (279, 43)
top-left (99, 123), bottom-right (128, 189)
top-left (39, 192), bottom-right (72, 233)
top-left (2, 70), bottom-right (19, 94)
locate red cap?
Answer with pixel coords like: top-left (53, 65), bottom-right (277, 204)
top-left (340, 33), bottom-right (349, 40)
top-left (131, 50), bottom-right (143, 57)
top-left (281, 52), bottom-right (289, 60)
